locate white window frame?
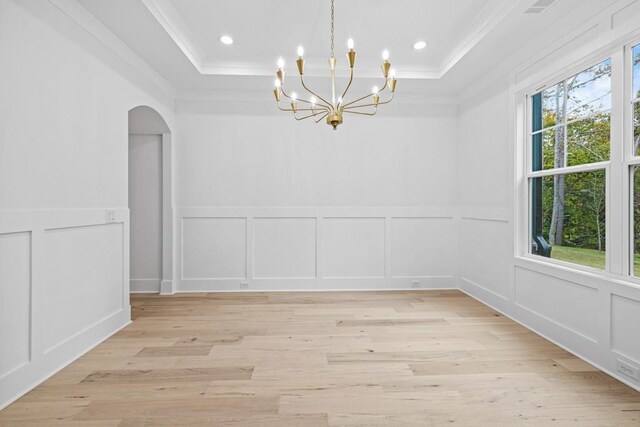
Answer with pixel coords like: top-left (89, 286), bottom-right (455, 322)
top-left (524, 53), bottom-right (614, 275)
top-left (624, 38), bottom-right (640, 279)
top-left (514, 39), bottom-right (640, 285)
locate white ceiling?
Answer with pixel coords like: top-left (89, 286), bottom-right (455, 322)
top-left (144, 0), bottom-right (508, 78)
top-left (76, 0), bottom-right (621, 97)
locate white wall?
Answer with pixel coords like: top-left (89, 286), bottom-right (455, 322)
top-left (129, 134), bottom-right (163, 293)
top-left (4, 0), bottom-right (640, 412)
top-left (457, 1), bottom-right (640, 392)
top-left (0, 0), bottom-right (173, 409)
top-left (174, 108), bottom-right (459, 291)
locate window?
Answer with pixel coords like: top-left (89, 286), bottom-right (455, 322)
top-left (633, 44), bottom-right (640, 156)
top-left (631, 44), bottom-right (640, 276)
top-left (530, 59), bottom-right (611, 269)
top-left (632, 166), bottom-right (640, 276)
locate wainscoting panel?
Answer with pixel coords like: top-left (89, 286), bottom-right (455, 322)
top-left (176, 207), bottom-right (457, 291)
top-left (253, 217), bottom-right (316, 279)
top-left (391, 217), bottom-right (455, 278)
top-left (514, 267), bottom-right (599, 342)
top-left (323, 217), bottom-right (386, 279)
top-left (611, 293), bottom-right (640, 364)
top-left (458, 206), bottom-right (640, 392)
top-left (0, 232), bottom-right (31, 380)
top-left (0, 209), bottom-right (130, 410)
top-left (181, 217), bottom-right (247, 279)
top-left (43, 223), bottom-right (124, 353)
top-left (459, 217), bottom-right (511, 300)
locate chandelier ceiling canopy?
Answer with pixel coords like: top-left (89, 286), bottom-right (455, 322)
top-left (273, 0), bottom-right (397, 130)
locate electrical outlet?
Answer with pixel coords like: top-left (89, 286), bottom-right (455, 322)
top-left (105, 210), bottom-right (117, 223)
top-left (617, 359), bottom-right (639, 380)
top-left (240, 281), bottom-right (250, 290)
top-left (411, 280), bottom-right (421, 288)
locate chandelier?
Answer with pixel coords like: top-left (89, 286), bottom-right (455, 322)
top-left (272, 0), bottom-right (397, 130)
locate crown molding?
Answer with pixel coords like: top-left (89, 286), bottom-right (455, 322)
top-left (48, 0), bottom-right (177, 98)
top-left (455, 0), bottom-right (640, 105)
top-left (140, 0), bottom-right (525, 80)
top-left (439, 0), bottom-right (522, 77)
top-left (139, 0), bottom-right (204, 73)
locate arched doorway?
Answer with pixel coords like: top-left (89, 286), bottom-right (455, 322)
top-left (128, 106), bottom-right (173, 295)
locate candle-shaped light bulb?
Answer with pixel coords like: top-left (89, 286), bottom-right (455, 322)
top-left (347, 38), bottom-right (354, 50)
top-left (274, 78), bottom-right (281, 88)
top-left (291, 92), bottom-right (297, 101)
top-left (310, 96), bottom-right (317, 105)
top-left (297, 45), bottom-right (304, 58)
top-left (382, 50), bottom-right (390, 61)
top-left (372, 86), bottom-right (379, 94)
top-left (389, 68), bottom-right (396, 78)
top-left (337, 96), bottom-right (343, 104)
top-left (277, 57), bottom-right (284, 69)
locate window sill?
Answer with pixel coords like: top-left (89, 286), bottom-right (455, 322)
top-left (514, 254), bottom-right (640, 292)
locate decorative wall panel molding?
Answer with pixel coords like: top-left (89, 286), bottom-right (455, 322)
top-left (0, 209), bottom-right (130, 410)
top-left (611, 294), bottom-right (640, 365)
top-left (176, 207), bottom-right (457, 292)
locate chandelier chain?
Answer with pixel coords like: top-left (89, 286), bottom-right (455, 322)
top-left (330, 0), bottom-right (335, 58)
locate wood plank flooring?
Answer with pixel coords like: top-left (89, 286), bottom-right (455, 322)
top-left (1, 290), bottom-right (639, 426)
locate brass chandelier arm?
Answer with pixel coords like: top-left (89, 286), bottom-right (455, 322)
top-left (299, 75), bottom-right (333, 109)
top-left (311, 106), bottom-right (329, 115)
top-left (342, 93), bottom-right (395, 110)
top-left (314, 112), bottom-right (329, 123)
top-left (341, 78), bottom-right (388, 108)
top-left (343, 108), bottom-right (377, 116)
top-left (277, 102), bottom-right (326, 113)
top-left (294, 110), bottom-right (330, 121)
top-left (280, 86), bottom-right (313, 106)
top-left (338, 66), bottom-right (354, 108)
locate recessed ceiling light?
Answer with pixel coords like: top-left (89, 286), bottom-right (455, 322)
top-left (413, 40), bottom-right (427, 50)
top-left (220, 35), bottom-right (233, 45)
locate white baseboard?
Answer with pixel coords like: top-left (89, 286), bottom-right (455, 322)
top-left (0, 308), bottom-right (131, 410)
top-left (130, 278), bottom-right (161, 293)
top-left (177, 276), bottom-right (456, 292)
top-left (460, 280), bottom-right (640, 393)
top-left (160, 280), bottom-right (174, 295)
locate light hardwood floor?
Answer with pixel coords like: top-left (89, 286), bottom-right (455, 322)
top-left (1, 290), bottom-right (639, 426)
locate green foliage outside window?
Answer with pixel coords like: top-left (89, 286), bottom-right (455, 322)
top-left (532, 59), bottom-right (611, 269)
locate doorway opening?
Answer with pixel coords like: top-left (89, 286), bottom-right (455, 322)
top-left (128, 106), bottom-right (173, 295)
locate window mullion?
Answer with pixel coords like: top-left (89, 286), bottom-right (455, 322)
top-left (609, 48), bottom-right (625, 276)
top-left (563, 79), bottom-right (569, 169)
top-left (528, 161), bottom-right (610, 178)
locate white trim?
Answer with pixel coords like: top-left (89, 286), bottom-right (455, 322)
top-left (130, 279), bottom-right (161, 293)
top-left (0, 208), bottom-right (131, 410)
top-left (175, 207), bottom-right (456, 292)
top-left (177, 277), bottom-right (457, 293)
top-left (530, 108), bottom-right (612, 136)
top-left (517, 254), bottom-right (606, 279)
top-left (139, 0), bottom-right (204, 73)
top-left (140, 0), bottom-right (521, 80)
top-left (527, 161), bottom-right (609, 178)
top-left (161, 133), bottom-right (175, 295)
top-left (160, 280), bottom-right (174, 295)
top-left (519, 35), bottom-right (640, 279)
top-left (438, 0), bottom-right (522, 77)
top-left (48, 0), bottom-right (176, 98)
top-left (459, 287), bottom-right (640, 393)
top-left (610, 49), bottom-right (625, 276)
top-left (0, 312), bottom-right (130, 410)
